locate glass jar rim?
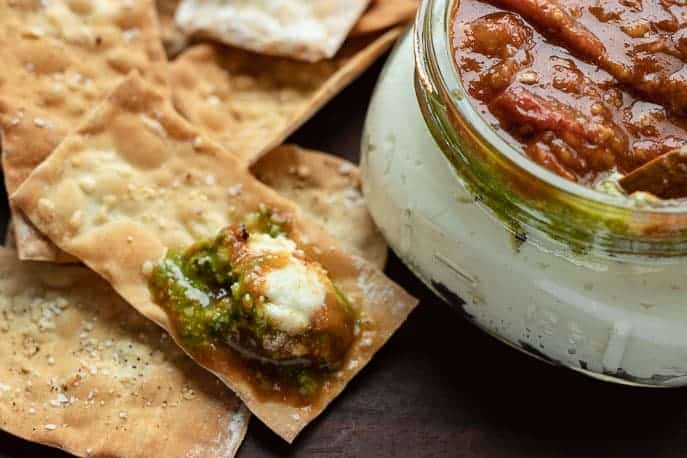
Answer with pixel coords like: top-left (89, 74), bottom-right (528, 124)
top-left (413, 0), bottom-right (687, 218)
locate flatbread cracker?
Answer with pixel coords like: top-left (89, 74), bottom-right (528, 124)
top-left (12, 74), bottom-right (418, 442)
top-left (252, 145), bottom-right (388, 269)
top-left (0, 248), bottom-right (249, 457)
top-left (170, 27), bottom-right (402, 164)
top-left (175, 0), bottom-right (370, 62)
top-left (351, 0), bottom-right (418, 36)
top-left (0, 0), bottom-right (168, 262)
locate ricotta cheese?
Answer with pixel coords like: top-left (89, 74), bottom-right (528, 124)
top-left (247, 233), bottom-right (327, 334)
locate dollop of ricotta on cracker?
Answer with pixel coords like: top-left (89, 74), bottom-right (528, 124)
top-left (247, 233), bottom-right (327, 334)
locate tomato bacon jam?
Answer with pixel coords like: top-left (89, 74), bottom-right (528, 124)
top-left (450, 0), bottom-right (687, 198)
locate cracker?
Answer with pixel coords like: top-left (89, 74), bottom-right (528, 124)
top-left (12, 74), bottom-right (417, 442)
top-left (0, 0), bottom-right (168, 262)
top-left (0, 248), bottom-right (249, 457)
top-left (175, 0), bottom-right (370, 62)
top-left (170, 27), bottom-right (403, 164)
top-left (351, 0), bottom-right (418, 36)
top-left (252, 145), bottom-right (388, 269)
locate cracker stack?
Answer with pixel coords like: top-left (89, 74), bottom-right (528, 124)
top-left (0, 1), bottom-right (418, 455)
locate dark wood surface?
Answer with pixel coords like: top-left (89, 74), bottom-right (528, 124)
top-left (3, 54), bottom-right (687, 458)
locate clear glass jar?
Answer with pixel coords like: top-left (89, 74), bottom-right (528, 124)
top-left (361, 0), bottom-right (687, 386)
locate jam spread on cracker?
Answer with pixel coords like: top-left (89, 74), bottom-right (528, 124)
top-left (451, 0), bottom-right (687, 198)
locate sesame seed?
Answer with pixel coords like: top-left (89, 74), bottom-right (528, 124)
top-left (338, 163), bottom-right (354, 175)
top-left (227, 184), bottom-right (243, 197)
top-left (45, 424), bottom-right (57, 431)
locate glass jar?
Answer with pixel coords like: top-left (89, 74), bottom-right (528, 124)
top-left (361, 0), bottom-right (687, 386)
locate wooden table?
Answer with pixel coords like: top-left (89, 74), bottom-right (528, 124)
top-left (3, 55), bottom-right (687, 458)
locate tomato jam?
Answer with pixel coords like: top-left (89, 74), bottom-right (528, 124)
top-left (451, 0), bottom-right (687, 192)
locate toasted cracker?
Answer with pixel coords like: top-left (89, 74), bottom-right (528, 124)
top-left (170, 27), bottom-right (402, 165)
top-left (175, 0), bottom-right (370, 62)
top-left (12, 74), bottom-right (417, 442)
top-left (351, 0), bottom-right (418, 36)
top-left (0, 247), bottom-right (249, 457)
top-left (0, 0), bottom-right (168, 262)
top-left (252, 145), bottom-right (388, 269)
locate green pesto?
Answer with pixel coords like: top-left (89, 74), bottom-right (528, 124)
top-left (149, 214), bottom-right (354, 398)
top-left (149, 233), bottom-right (260, 345)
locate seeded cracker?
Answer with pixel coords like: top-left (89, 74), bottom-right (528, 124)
top-left (170, 27), bottom-right (403, 164)
top-left (175, 0), bottom-right (371, 62)
top-left (0, 248), bottom-right (248, 457)
top-left (12, 74), bottom-right (418, 442)
top-left (0, 0), bottom-right (168, 262)
top-left (252, 145), bottom-right (388, 269)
